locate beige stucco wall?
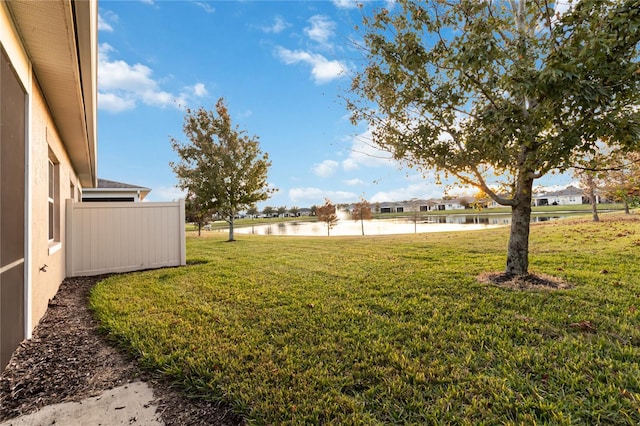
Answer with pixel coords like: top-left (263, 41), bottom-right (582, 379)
top-left (0, 4), bottom-right (29, 88)
top-left (29, 82), bottom-right (81, 328)
top-left (1, 3), bottom-right (82, 335)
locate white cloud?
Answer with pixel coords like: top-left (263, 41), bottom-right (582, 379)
top-left (304, 15), bottom-right (336, 45)
top-left (313, 160), bottom-right (339, 177)
top-left (238, 109), bottom-right (253, 119)
top-left (275, 47), bottom-right (345, 84)
top-left (369, 182), bottom-right (441, 203)
top-left (140, 0), bottom-right (155, 4)
top-left (344, 178), bottom-right (365, 186)
top-left (554, 1), bottom-right (573, 15)
top-left (190, 83), bottom-right (208, 97)
top-left (149, 185), bottom-right (186, 202)
top-left (98, 43), bottom-right (202, 112)
top-left (342, 129), bottom-right (396, 171)
top-left (98, 92), bottom-right (135, 113)
top-left (194, 2), bottom-right (215, 14)
top-left (98, 14), bottom-right (113, 32)
top-left (331, 0), bottom-right (359, 9)
top-left (289, 187), bottom-right (356, 204)
top-left (261, 16), bottom-right (289, 34)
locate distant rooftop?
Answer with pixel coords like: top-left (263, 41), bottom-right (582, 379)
top-left (82, 178), bottom-right (152, 202)
top-left (97, 178), bottom-right (150, 190)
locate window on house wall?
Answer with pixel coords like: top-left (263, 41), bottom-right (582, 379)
top-left (70, 182), bottom-right (75, 201)
top-left (48, 154), bottom-right (60, 245)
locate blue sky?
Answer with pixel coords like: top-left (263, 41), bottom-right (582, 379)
top-left (97, 0), bottom-right (573, 208)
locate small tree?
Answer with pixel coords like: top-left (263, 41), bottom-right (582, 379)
top-left (170, 98), bottom-right (276, 242)
top-left (262, 206), bottom-right (275, 217)
top-left (317, 198), bottom-right (339, 236)
top-left (246, 205), bottom-right (259, 219)
top-left (289, 206), bottom-right (300, 217)
top-left (472, 190), bottom-right (490, 211)
top-left (602, 151), bottom-right (640, 214)
top-left (277, 206), bottom-right (288, 217)
top-left (573, 147), bottom-right (609, 222)
top-left (185, 193), bottom-right (213, 236)
top-left (349, 0), bottom-right (640, 276)
top-left (352, 198), bottom-right (373, 235)
top-left (574, 166), bottom-right (603, 222)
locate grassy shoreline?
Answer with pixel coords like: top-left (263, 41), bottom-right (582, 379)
top-left (92, 213), bottom-right (640, 424)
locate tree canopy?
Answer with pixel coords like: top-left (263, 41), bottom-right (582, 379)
top-left (317, 199), bottom-right (339, 236)
top-left (349, 0), bottom-right (640, 276)
top-left (352, 198), bottom-right (373, 235)
top-left (184, 193), bottom-right (214, 236)
top-left (170, 98), bottom-right (276, 241)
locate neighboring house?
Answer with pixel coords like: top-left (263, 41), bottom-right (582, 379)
top-left (424, 197), bottom-right (472, 211)
top-left (378, 202), bottom-right (406, 214)
top-left (532, 185), bottom-right (590, 206)
top-left (1, 0), bottom-right (98, 370)
top-left (82, 178), bottom-right (151, 202)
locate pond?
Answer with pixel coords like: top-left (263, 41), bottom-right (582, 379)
top-left (233, 212), bottom-right (586, 237)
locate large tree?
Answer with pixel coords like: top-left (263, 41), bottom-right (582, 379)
top-left (349, 0), bottom-right (640, 276)
top-left (171, 98), bottom-right (276, 241)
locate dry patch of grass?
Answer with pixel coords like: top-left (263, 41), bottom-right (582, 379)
top-left (478, 271), bottom-right (574, 290)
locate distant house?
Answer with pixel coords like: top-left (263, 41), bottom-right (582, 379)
top-left (82, 178), bottom-right (151, 202)
top-left (532, 185), bottom-right (589, 206)
top-left (378, 202), bottom-right (407, 213)
top-left (298, 208), bottom-right (313, 216)
top-left (427, 197), bottom-right (473, 211)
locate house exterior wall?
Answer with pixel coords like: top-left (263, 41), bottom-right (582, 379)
top-left (30, 84), bottom-right (81, 327)
top-left (1, 2), bottom-right (87, 368)
top-left (533, 194), bottom-right (584, 206)
top-left (82, 190), bottom-right (141, 202)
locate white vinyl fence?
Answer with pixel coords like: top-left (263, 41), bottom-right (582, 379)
top-left (65, 199), bottom-right (186, 277)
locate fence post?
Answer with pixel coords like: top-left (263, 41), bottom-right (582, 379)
top-left (179, 198), bottom-right (186, 266)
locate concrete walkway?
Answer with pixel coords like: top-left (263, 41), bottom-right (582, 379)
top-left (0, 382), bottom-right (163, 426)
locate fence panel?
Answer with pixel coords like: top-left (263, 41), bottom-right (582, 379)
top-left (66, 200), bottom-right (186, 277)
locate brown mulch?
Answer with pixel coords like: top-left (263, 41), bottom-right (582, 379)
top-left (478, 271), bottom-right (574, 290)
top-left (0, 275), bottom-right (244, 425)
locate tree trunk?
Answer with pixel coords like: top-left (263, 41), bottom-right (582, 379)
top-left (591, 197), bottom-right (600, 222)
top-left (506, 177), bottom-right (534, 276)
top-left (624, 198), bottom-right (630, 214)
top-left (360, 215), bottom-right (365, 236)
top-left (197, 223), bottom-right (202, 237)
top-left (587, 174), bottom-right (599, 222)
top-left (228, 215), bottom-right (235, 241)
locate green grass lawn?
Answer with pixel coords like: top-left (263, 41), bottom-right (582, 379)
top-left (90, 214), bottom-right (640, 425)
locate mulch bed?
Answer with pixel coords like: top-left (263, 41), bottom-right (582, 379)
top-left (0, 275), bottom-right (244, 425)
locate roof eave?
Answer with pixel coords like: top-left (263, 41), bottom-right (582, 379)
top-left (6, 0), bottom-right (98, 188)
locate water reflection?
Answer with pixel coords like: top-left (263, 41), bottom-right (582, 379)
top-left (234, 213), bottom-right (574, 237)
top-left (425, 214), bottom-right (562, 225)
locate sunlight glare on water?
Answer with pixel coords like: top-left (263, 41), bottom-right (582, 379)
top-left (234, 218), bottom-right (504, 237)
